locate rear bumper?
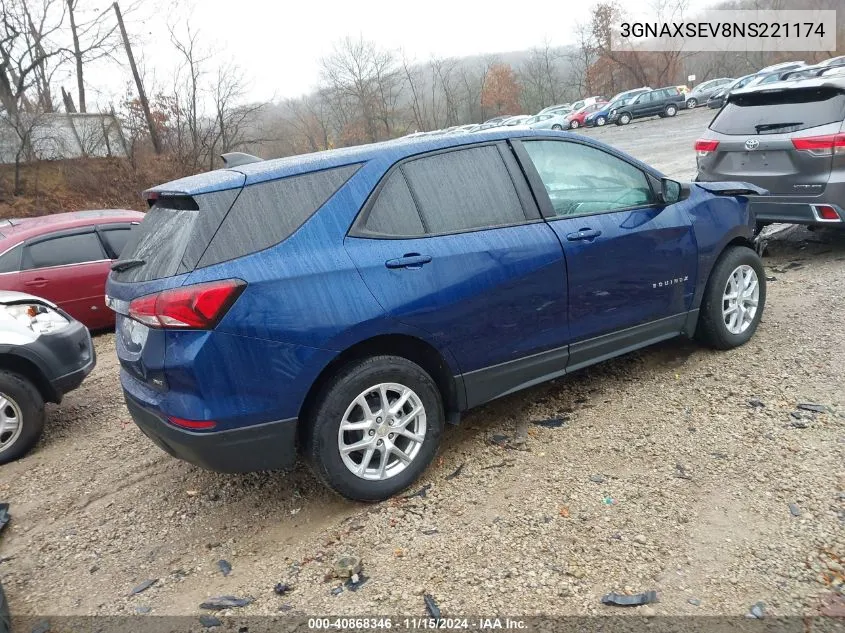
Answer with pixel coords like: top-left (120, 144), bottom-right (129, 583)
top-left (749, 197), bottom-right (845, 226)
top-left (124, 393), bottom-right (298, 473)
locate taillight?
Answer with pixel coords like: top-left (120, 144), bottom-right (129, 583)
top-left (695, 139), bottom-right (719, 157)
top-left (128, 279), bottom-right (246, 329)
top-left (791, 133), bottom-right (845, 156)
top-left (168, 416), bottom-right (217, 430)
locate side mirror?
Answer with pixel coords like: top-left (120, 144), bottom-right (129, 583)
top-left (660, 178), bottom-right (683, 204)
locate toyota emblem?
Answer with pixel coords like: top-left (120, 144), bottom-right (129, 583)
top-left (745, 138), bottom-right (760, 150)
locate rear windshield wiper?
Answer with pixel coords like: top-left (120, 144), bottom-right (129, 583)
top-left (111, 258), bottom-right (145, 272)
top-left (754, 122), bottom-right (802, 132)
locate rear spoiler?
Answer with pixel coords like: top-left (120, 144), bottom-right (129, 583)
top-left (695, 181), bottom-right (768, 196)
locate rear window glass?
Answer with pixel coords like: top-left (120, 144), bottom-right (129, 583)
top-left (712, 88), bottom-right (845, 135)
top-left (113, 205), bottom-right (198, 281)
top-left (401, 146), bottom-right (526, 234)
top-left (197, 164), bottom-right (360, 268)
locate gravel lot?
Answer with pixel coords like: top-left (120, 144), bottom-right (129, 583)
top-left (1, 107), bottom-right (843, 620)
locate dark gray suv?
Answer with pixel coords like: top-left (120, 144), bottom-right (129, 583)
top-left (695, 76), bottom-right (845, 227)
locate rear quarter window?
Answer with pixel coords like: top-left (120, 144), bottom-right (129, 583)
top-left (361, 171), bottom-right (425, 237)
top-left (712, 87), bottom-right (845, 135)
top-left (0, 244), bottom-right (22, 273)
top-left (197, 164), bottom-right (360, 268)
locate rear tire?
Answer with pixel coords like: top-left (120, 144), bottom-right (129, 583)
top-left (0, 371), bottom-right (45, 465)
top-left (304, 356), bottom-right (444, 501)
top-left (665, 104), bottom-right (678, 117)
top-left (696, 246), bottom-right (766, 350)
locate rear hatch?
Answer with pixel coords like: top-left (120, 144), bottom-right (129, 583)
top-left (700, 85), bottom-right (845, 195)
top-left (106, 171), bottom-right (245, 389)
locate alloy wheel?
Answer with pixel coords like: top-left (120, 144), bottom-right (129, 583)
top-left (337, 383), bottom-right (427, 481)
top-left (0, 394), bottom-right (22, 455)
top-left (722, 265), bottom-right (759, 334)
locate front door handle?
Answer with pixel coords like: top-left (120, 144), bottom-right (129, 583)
top-left (24, 277), bottom-right (48, 288)
top-left (385, 253), bottom-right (432, 269)
top-left (565, 228), bottom-right (602, 242)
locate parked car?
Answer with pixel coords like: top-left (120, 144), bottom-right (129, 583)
top-left (538, 103), bottom-right (571, 114)
top-left (107, 130), bottom-right (768, 501)
top-left (569, 96), bottom-right (606, 112)
top-left (566, 102), bottom-right (608, 129)
top-left (482, 115), bottom-right (513, 126)
top-left (585, 98), bottom-right (631, 127)
top-left (758, 61), bottom-right (806, 73)
top-left (609, 86), bottom-right (685, 125)
top-left (526, 112), bottom-right (572, 131)
top-left (0, 210), bottom-right (144, 329)
top-left (676, 85), bottom-right (690, 95)
top-left (695, 75), bottom-right (845, 228)
top-left (501, 115), bottom-right (532, 126)
top-left (609, 87), bottom-right (651, 103)
top-left (818, 55), bottom-right (845, 68)
top-left (685, 78), bottom-right (733, 108)
top-left (0, 291), bottom-right (95, 463)
top-left (707, 74), bottom-right (759, 109)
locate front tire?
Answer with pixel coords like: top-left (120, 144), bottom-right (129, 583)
top-left (696, 246), bottom-right (766, 350)
top-left (596, 116), bottom-right (606, 126)
top-left (686, 97), bottom-right (698, 108)
top-left (0, 371), bottom-right (45, 464)
top-left (304, 356), bottom-right (444, 501)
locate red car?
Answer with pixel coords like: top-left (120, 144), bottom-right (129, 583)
top-left (566, 102), bottom-right (608, 129)
top-left (0, 210), bottom-right (144, 329)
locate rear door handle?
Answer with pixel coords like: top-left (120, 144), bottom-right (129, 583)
top-left (24, 277), bottom-right (48, 288)
top-left (565, 228), bottom-right (602, 242)
top-left (385, 253), bottom-right (432, 269)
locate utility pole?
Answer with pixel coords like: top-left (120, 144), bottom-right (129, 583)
top-left (113, 1), bottom-right (162, 154)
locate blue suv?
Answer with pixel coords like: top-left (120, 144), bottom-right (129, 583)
top-left (107, 130), bottom-right (767, 501)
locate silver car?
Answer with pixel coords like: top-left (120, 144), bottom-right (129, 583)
top-left (685, 78), bottom-right (733, 108)
top-left (695, 74), bottom-right (845, 228)
top-left (525, 113), bottom-right (571, 130)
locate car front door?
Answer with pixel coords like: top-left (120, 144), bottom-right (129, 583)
top-left (513, 138), bottom-right (698, 371)
top-left (345, 143), bottom-right (570, 408)
top-left (631, 92), bottom-right (651, 117)
top-left (15, 230), bottom-right (112, 328)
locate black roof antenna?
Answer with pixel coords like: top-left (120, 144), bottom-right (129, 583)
top-left (221, 152), bottom-right (263, 168)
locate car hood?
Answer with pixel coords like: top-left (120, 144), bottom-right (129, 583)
top-left (695, 181), bottom-right (768, 196)
top-left (0, 290), bottom-right (58, 307)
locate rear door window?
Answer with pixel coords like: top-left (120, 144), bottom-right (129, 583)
top-left (712, 87), bottom-right (845, 135)
top-left (100, 226), bottom-right (137, 258)
top-left (401, 145), bottom-right (527, 234)
top-left (22, 232), bottom-right (106, 270)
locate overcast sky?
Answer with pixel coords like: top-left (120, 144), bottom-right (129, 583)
top-left (83, 0), bottom-right (716, 108)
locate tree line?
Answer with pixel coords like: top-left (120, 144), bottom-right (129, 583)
top-left (1, 0), bottom-right (843, 194)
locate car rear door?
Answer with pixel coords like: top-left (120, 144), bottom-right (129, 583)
top-left (701, 86), bottom-right (845, 195)
top-left (513, 138), bottom-right (697, 370)
top-left (344, 142), bottom-right (570, 408)
top-left (16, 229), bottom-right (112, 328)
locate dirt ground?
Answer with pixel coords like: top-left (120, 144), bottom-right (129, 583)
top-left (0, 108), bottom-right (843, 621)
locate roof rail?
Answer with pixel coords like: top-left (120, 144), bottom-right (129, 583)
top-left (221, 152), bottom-right (263, 168)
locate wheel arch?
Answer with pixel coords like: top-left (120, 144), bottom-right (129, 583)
top-left (299, 334), bottom-right (464, 429)
top-left (0, 354), bottom-right (57, 404)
